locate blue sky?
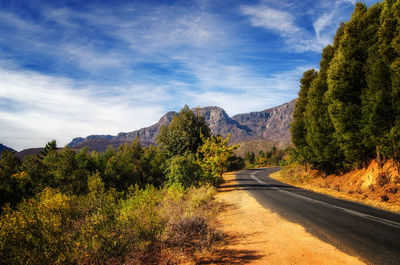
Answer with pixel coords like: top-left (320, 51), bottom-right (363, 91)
top-left (0, 0), bottom-right (378, 150)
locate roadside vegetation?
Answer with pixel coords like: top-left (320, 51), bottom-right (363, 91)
top-left (242, 146), bottom-right (286, 169)
top-left (0, 105), bottom-right (239, 264)
top-left (280, 0), bottom-right (400, 209)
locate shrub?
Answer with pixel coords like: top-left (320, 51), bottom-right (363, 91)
top-left (165, 216), bottom-right (221, 250)
top-left (166, 155), bottom-right (203, 188)
top-left (0, 179), bottom-right (222, 265)
top-left (0, 188), bottom-right (72, 265)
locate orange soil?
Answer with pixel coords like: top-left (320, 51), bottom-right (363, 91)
top-left (199, 173), bottom-right (364, 265)
top-left (272, 160), bottom-right (400, 213)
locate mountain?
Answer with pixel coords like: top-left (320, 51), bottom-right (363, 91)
top-left (231, 100), bottom-right (295, 146)
top-left (0, 144), bottom-right (15, 155)
top-left (68, 135), bottom-right (114, 147)
top-left (67, 99), bottom-right (296, 151)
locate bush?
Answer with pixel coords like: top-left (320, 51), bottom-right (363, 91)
top-left (0, 177), bottom-right (222, 265)
top-left (0, 188), bottom-right (72, 265)
top-left (166, 216), bottom-right (221, 250)
top-left (166, 155), bottom-right (203, 188)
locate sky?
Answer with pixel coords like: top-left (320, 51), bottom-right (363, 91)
top-left (0, 0), bottom-right (378, 150)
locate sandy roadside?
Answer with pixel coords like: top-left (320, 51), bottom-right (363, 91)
top-left (200, 172), bottom-right (365, 265)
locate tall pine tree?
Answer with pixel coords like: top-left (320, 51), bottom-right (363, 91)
top-left (305, 45), bottom-right (343, 174)
top-left (290, 69), bottom-right (317, 165)
top-left (326, 3), bottom-right (372, 168)
top-left (362, 2), bottom-right (392, 167)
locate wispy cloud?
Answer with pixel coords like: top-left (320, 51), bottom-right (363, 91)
top-left (240, 6), bottom-right (300, 37)
top-left (0, 0), bottom-right (371, 149)
top-left (0, 67), bottom-right (166, 150)
top-left (186, 63), bottom-right (311, 115)
top-left (240, 0), bottom-right (360, 52)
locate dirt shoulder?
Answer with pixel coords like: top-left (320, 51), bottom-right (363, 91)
top-left (199, 172), bottom-right (364, 265)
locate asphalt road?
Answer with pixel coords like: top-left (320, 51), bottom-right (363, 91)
top-left (230, 167), bottom-right (400, 265)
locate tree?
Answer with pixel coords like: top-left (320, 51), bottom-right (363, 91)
top-left (42, 147), bottom-right (88, 195)
top-left (244, 151), bottom-right (255, 166)
top-left (139, 145), bottom-right (167, 187)
top-left (361, 3), bottom-right (392, 167)
top-left (326, 3), bottom-right (375, 167)
top-left (304, 45), bottom-right (344, 174)
top-left (157, 105), bottom-right (211, 158)
top-left (104, 138), bottom-right (143, 191)
top-left (290, 69), bottom-right (318, 165)
top-left (40, 140), bottom-right (57, 158)
top-left (0, 150), bottom-right (21, 208)
top-left (197, 134), bottom-right (238, 185)
top-left (381, 0), bottom-right (400, 169)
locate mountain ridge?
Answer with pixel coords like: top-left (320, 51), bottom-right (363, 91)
top-left (67, 100), bottom-right (296, 151)
top-left (0, 144), bottom-right (15, 155)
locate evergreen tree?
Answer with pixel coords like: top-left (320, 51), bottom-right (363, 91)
top-left (305, 45), bottom-right (343, 173)
top-left (384, 0), bottom-right (400, 169)
top-left (290, 69), bottom-right (317, 164)
top-left (361, 2), bottom-right (391, 167)
top-left (40, 140), bottom-right (57, 158)
top-left (326, 3), bottom-right (373, 167)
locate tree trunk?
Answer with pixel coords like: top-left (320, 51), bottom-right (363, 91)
top-left (376, 145), bottom-right (382, 168)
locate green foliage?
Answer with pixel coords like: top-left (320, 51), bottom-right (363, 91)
top-left (166, 155), bottom-right (203, 188)
top-left (40, 140), bottom-right (57, 158)
top-left (245, 151), bottom-right (255, 166)
top-left (304, 45), bottom-right (344, 173)
top-left (226, 155), bottom-right (245, 171)
top-left (139, 145), bottom-right (167, 187)
top-left (42, 147), bottom-right (89, 195)
top-left (104, 139), bottom-right (143, 191)
top-left (157, 105), bottom-right (211, 158)
top-left (0, 176), bottom-right (220, 264)
top-left (196, 135), bottom-right (238, 185)
top-left (0, 105), bottom-right (237, 263)
top-left (290, 69), bottom-right (318, 162)
top-left (0, 150), bottom-right (22, 208)
top-left (0, 188), bottom-right (73, 264)
top-left (291, 1), bottom-right (400, 173)
top-left (326, 2), bottom-right (380, 166)
top-left (244, 146), bottom-right (285, 168)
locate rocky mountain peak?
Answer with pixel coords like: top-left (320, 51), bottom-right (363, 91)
top-left (67, 100), bottom-right (296, 151)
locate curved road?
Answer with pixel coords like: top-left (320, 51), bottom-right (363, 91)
top-left (230, 167), bottom-right (400, 265)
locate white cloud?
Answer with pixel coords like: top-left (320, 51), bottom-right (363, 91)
top-left (240, 6), bottom-right (300, 37)
top-left (184, 63), bottom-right (310, 115)
top-left (240, 0), bottom-right (360, 53)
top-left (0, 67), bottom-right (166, 150)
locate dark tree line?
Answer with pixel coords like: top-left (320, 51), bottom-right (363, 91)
top-left (291, 0), bottom-right (400, 174)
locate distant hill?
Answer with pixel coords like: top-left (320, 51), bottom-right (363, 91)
top-left (14, 148), bottom-right (43, 160)
top-left (0, 144), bottom-right (15, 155)
top-left (68, 100), bottom-right (296, 152)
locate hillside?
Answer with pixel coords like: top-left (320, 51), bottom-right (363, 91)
top-left (0, 144), bottom-right (15, 155)
top-left (68, 100), bottom-right (295, 152)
